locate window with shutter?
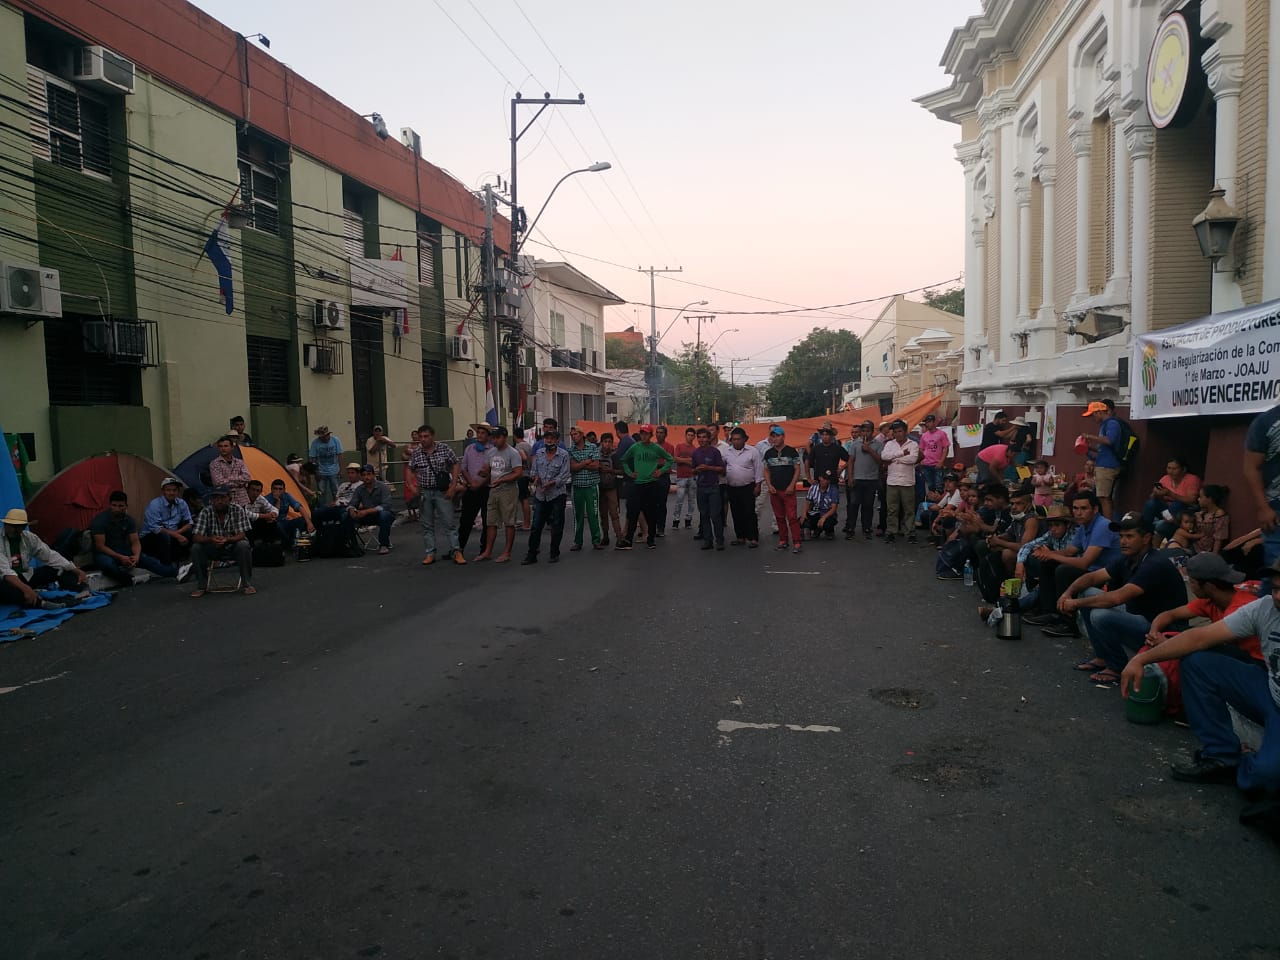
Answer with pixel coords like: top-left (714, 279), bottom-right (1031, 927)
top-left (550, 311), bottom-right (565, 347)
top-left (343, 209), bottom-right (364, 258)
top-left (237, 159), bottom-right (281, 235)
top-left (26, 65), bottom-right (50, 161)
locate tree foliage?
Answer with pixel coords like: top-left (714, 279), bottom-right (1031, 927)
top-left (606, 336), bottom-right (649, 370)
top-left (658, 343), bottom-right (756, 425)
top-left (765, 328), bottom-right (862, 420)
top-left (923, 286), bottom-right (965, 316)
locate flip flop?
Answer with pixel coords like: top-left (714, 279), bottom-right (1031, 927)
top-left (474, 555), bottom-right (490, 562)
top-left (242, 586), bottom-right (258, 596)
top-left (1089, 669), bottom-right (1120, 687)
top-left (1074, 658), bottom-right (1106, 672)
top-left (494, 555), bottom-right (511, 563)
top-left (189, 589), bottom-right (206, 599)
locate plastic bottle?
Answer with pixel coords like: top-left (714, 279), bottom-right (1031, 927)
top-left (963, 559), bottom-right (974, 587)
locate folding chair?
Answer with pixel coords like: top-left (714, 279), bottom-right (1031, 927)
top-left (205, 558), bottom-right (243, 593)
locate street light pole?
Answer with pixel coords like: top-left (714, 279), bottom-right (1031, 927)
top-left (510, 92), bottom-right (588, 267)
top-left (519, 162), bottom-right (611, 253)
top-left (640, 267), bottom-right (683, 422)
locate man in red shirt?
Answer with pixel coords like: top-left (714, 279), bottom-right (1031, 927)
top-left (672, 427), bottom-right (697, 530)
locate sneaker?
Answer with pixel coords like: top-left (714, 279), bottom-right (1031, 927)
top-left (907, 534), bottom-right (918, 544)
top-left (792, 544), bottom-right (801, 554)
top-left (936, 570), bottom-right (962, 581)
top-left (1042, 620), bottom-right (1081, 638)
top-left (884, 535), bottom-right (896, 544)
top-left (1170, 752), bottom-right (1239, 784)
top-left (421, 555), bottom-right (435, 566)
top-left (775, 542), bottom-right (789, 551)
top-left (647, 541), bottom-right (657, 549)
top-left (616, 539), bottom-right (633, 550)
top-left (38, 598), bottom-right (68, 610)
top-left (569, 544), bottom-right (583, 552)
top-left (1022, 612), bottom-right (1060, 625)
top-left (177, 562), bottom-right (194, 583)
top-left (656, 530), bottom-right (665, 538)
top-left (549, 553), bottom-right (560, 563)
top-left (700, 542), bottom-right (714, 551)
top-left (864, 532), bottom-right (873, 542)
top-left (845, 531), bottom-right (855, 540)
top-left (672, 521), bottom-right (680, 531)
top-left (452, 551), bottom-right (467, 565)
top-left (520, 555), bottom-right (537, 565)
top-left (684, 519), bottom-right (692, 528)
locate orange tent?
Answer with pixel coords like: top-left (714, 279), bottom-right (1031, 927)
top-left (575, 393), bottom-right (946, 450)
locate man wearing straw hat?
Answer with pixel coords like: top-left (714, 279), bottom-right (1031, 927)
top-left (0, 508), bottom-right (89, 609)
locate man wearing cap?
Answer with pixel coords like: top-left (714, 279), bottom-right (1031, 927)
top-left (410, 424), bottom-right (464, 566)
top-left (308, 425), bottom-right (344, 503)
top-left (618, 424), bottom-right (673, 550)
top-left (209, 436), bottom-right (252, 508)
top-left (1, 508), bottom-right (88, 608)
top-left (347, 464), bottom-right (395, 555)
top-left (723, 426), bottom-right (764, 547)
top-left (918, 414), bottom-right (950, 495)
top-left (140, 477), bottom-right (195, 579)
top-left (1053, 511), bottom-right (1185, 685)
top-left (762, 425), bottom-right (803, 552)
top-left (364, 425), bottom-right (396, 480)
top-left (478, 426), bottom-right (523, 563)
top-left (1081, 400), bottom-right (1122, 519)
top-left (457, 424), bottom-right (492, 556)
top-left (1120, 563), bottom-right (1280, 823)
top-left (523, 428), bottom-right (571, 564)
top-left (189, 487), bottom-right (255, 597)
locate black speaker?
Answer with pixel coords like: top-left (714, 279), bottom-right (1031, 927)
top-left (1118, 356), bottom-right (1129, 388)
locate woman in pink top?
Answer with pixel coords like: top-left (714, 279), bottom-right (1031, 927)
top-left (1142, 456), bottom-right (1202, 537)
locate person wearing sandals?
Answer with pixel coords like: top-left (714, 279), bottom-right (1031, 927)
top-left (189, 487), bottom-right (255, 598)
top-left (1057, 511), bottom-right (1186, 687)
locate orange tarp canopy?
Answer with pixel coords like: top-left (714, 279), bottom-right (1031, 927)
top-left (575, 393), bottom-right (945, 450)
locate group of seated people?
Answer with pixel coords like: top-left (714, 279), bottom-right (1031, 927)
top-left (923, 457), bottom-right (1277, 830)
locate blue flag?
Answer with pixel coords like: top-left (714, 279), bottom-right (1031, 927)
top-left (204, 218), bottom-right (234, 314)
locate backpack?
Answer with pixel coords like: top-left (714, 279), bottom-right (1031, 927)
top-left (936, 537), bottom-right (973, 577)
top-left (976, 551), bottom-right (1007, 604)
top-left (1112, 417), bottom-right (1139, 472)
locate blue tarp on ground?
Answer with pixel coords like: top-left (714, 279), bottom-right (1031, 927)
top-left (0, 590), bottom-right (112, 641)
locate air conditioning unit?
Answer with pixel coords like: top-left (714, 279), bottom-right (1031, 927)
top-left (68, 45), bottom-right (135, 95)
top-left (449, 335), bottom-right (473, 361)
top-left (314, 299), bottom-right (345, 330)
top-left (307, 344), bottom-right (338, 374)
top-left (112, 320), bottom-right (147, 362)
top-left (0, 261), bottom-right (62, 318)
top-left (569, 351), bottom-right (584, 370)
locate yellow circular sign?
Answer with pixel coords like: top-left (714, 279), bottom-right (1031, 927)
top-left (1147, 12), bottom-right (1191, 128)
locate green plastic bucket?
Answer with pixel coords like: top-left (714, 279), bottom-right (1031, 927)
top-left (1125, 666), bottom-right (1166, 725)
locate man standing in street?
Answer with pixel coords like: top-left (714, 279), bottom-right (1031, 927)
top-left (457, 424), bottom-right (492, 557)
top-left (410, 424), bottom-right (464, 567)
top-left (845, 420), bottom-right (883, 541)
top-left (672, 427), bottom-right (698, 531)
top-left (478, 426), bottom-right (522, 564)
top-left (808, 425), bottom-right (848, 486)
top-left (1082, 400), bottom-right (1122, 518)
top-left (308, 425), bottom-right (344, 504)
top-left (618, 424), bottom-right (672, 550)
top-left (513, 426), bottom-right (533, 531)
top-left (918, 414), bottom-right (950, 495)
top-left (763, 425), bottom-right (803, 552)
top-left (723, 426), bottom-right (764, 548)
top-left (364, 425), bottom-right (396, 480)
top-left (568, 427), bottom-right (604, 552)
top-left (597, 432), bottom-right (624, 546)
top-left (523, 429), bottom-right (571, 564)
top-left (209, 436), bottom-right (252, 507)
top-left (691, 427), bottom-right (726, 550)
top-left (654, 425), bottom-right (676, 537)
top-left (881, 420), bottom-right (920, 544)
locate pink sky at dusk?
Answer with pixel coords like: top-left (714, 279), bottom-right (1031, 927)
top-left (196, 0), bottom-right (979, 383)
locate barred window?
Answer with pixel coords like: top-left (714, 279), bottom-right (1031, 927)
top-left (237, 160), bottom-right (280, 234)
top-left (28, 68), bottom-right (111, 178)
top-left (422, 358), bottom-right (447, 407)
top-left (247, 335), bottom-right (290, 405)
top-left (44, 315), bottom-right (137, 405)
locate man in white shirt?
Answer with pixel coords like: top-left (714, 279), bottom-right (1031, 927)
top-left (723, 426), bottom-right (765, 547)
top-left (881, 419), bottom-right (920, 544)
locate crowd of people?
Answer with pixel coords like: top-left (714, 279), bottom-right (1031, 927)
top-left (3, 403), bottom-right (1278, 832)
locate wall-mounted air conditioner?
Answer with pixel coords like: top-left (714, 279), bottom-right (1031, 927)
top-left (449, 335), bottom-right (473, 361)
top-left (314, 299), bottom-right (345, 330)
top-left (0, 261), bottom-right (62, 318)
top-left (306, 344), bottom-right (339, 374)
top-left (68, 45), bottom-right (135, 95)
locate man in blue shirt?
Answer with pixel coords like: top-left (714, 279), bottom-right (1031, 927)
top-left (1024, 491), bottom-right (1121, 635)
top-left (1082, 400), bottom-right (1122, 519)
top-left (308, 425), bottom-right (343, 504)
top-left (140, 477), bottom-right (194, 578)
top-left (523, 429), bottom-right (572, 565)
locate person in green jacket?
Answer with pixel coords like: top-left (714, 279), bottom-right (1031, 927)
top-left (617, 424), bottom-right (672, 550)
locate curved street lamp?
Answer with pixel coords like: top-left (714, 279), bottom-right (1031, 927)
top-left (658, 299), bottom-right (710, 346)
top-left (518, 161), bottom-right (611, 253)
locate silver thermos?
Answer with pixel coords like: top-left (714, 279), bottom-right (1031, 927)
top-left (995, 595), bottom-right (1022, 640)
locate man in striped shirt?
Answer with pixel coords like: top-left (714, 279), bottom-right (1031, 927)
top-left (568, 427), bottom-right (604, 551)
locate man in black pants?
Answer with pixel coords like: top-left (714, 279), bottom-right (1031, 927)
top-left (722, 426), bottom-right (764, 547)
top-left (845, 420), bottom-right (883, 540)
top-left (457, 423), bottom-right (492, 554)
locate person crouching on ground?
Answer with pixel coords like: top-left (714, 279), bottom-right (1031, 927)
top-left (0, 508), bottom-right (88, 609)
top-left (803, 471), bottom-right (840, 541)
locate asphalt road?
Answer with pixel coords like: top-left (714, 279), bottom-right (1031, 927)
top-left (2, 517), bottom-right (1278, 960)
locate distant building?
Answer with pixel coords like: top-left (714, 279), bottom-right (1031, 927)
top-left (604, 369), bottom-right (649, 425)
top-left (850, 295), bottom-right (964, 416)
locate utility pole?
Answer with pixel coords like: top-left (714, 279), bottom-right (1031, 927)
top-left (639, 266), bottom-right (682, 423)
top-left (482, 184), bottom-right (502, 428)
top-left (687, 313), bottom-right (715, 423)
top-left (510, 93), bottom-right (588, 269)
